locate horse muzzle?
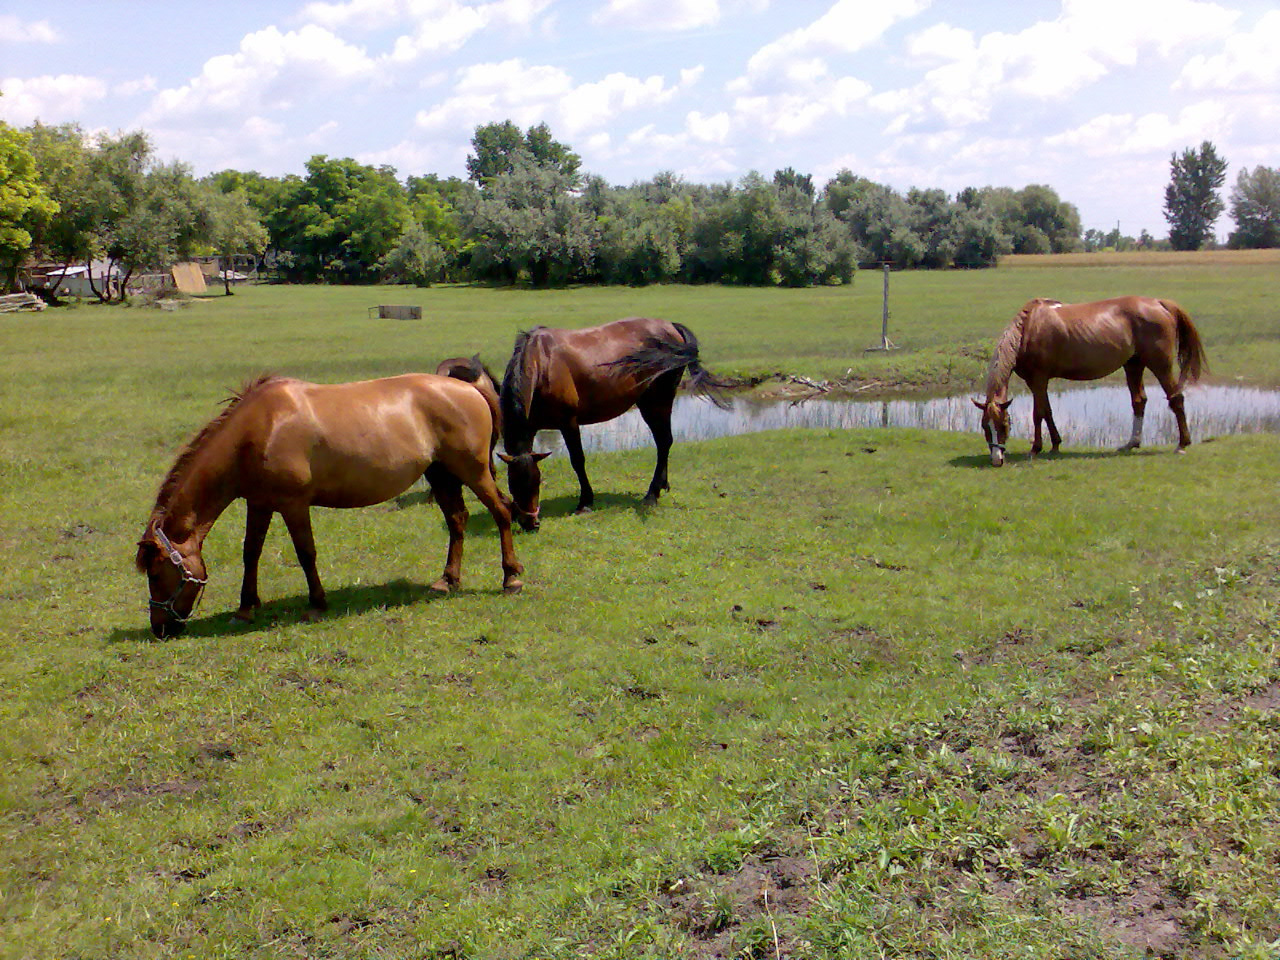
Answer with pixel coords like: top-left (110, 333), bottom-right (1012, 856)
top-left (989, 443), bottom-right (1006, 467)
top-left (150, 616), bottom-right (186, 640)
top-left (515, 509), bottom-right (540, 532)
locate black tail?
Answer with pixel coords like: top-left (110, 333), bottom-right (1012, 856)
top-left (606, 321), bottom-right (732, 409)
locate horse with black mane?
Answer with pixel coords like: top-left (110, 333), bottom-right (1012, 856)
top-left (136, 372), bottom-right (523, 639)
top-left (975, 296), bottom-right (1208, 466)
top-left (498, 317), bottom-right (728, 529)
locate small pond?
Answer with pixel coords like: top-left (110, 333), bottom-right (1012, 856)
top-left (532, 384), bottom-right (1280, 454)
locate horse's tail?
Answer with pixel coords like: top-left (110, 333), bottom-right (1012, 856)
top-left (441, 354), bottom-right (503, 461)
top-left (1161, 300), bottom-right (1208, 387)
top-left (606, 321), bottom-right (732, 409)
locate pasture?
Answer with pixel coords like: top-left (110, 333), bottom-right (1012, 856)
top-left (2, 254), bottom-right (1279, 958)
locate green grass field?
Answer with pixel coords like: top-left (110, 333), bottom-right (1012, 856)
top-left (2, 255), bottom-right (1279, 958)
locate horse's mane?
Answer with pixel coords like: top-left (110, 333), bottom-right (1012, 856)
top-left (500, 327), bottom-right (543, 446)
top-left (146, 373), bottom-right (283, 527)
top-left (984, 299), bottom-right (1048, 399)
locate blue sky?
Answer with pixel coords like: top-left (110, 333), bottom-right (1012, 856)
top-left (2, 0), bottom-right (1276, 237)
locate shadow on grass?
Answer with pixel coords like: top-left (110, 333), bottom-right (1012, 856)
top-left (947, 449), bottom-right (1140, 469)
top-left (535, 491), bottom-right (662, 524)
top-left (107, 576), bottom-right (483, 644)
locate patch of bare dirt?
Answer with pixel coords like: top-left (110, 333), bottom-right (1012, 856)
top-left (657, 854), bottom-right (817, 958)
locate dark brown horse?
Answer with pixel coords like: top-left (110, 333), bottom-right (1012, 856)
top-left (975, 296), bottom-right (1208, 466)
top-left (135, 373), bottom-right (523, 639)
top-left (498, 317), bottom-right (727, 529)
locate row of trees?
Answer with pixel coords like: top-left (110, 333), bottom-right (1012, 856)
top-left (1, 122), bottom-right (266, 298)
top-left (2, 115), bottom-right (1276, 295)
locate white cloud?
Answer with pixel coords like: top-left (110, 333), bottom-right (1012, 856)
top-left (140, 24), bottom-right (377, 126)
top-left (740, 0), bottom-right (931, 87)
top-left (722, 0), bottom-right (922, 140)
top-left (416, 58), bottom-right (696, 137)
top-left (1177, 9), bottom-right (1280, 92)
top-left (0, 14), bottom-right (58, 43)
top-left (0, 74), bottom-right (108, 125)
top-left (367, 0), bottom-right (555, 62)
top-left (592, 0), bottom-right (721, 31)
top-left (625, 115), bottom-right (739, 180)
top-left (878, 0), bottom-right (1239, 134)
top-left (1045, 101), bottom-right (1234, 158)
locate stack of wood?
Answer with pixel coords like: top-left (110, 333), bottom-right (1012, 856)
top-left (0, 293), bottom-right (47, 314)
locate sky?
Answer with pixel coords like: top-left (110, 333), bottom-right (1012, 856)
top-left (2, 0), bottom-right (1277, 238)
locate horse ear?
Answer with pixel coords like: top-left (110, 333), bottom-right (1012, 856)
top-left (972, 398), bottom-right (986, 410)
top-left (496, 452), bottom-right (514, 464)
top-left (999, 400), bottom-right (1013, 411)
top-left (532, 451), bottom-right (552, 462)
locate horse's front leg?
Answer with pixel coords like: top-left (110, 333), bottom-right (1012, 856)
top-left (1043, 398), bottom-right (1062, 453)
top-left (280, 504), bottom-right (326, 620)
top-left (425, 465), bottom-right (468, 593)
top-left (561, 423), bottom-right (594, 513)
top-left (236, 503), bottom-right (273, 622)
top-left (1119, 359), bottom-right (1148, 452)
top-left (638, 399), bottom-right (674, 505)
top-left (1030, 393), bottom-right (1046, 456)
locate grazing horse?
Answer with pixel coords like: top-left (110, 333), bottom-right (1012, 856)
top-left (135, 374), bottom-right (523, 639)
top-left (498, 317), bottom-right (727, 530)
top-left (975, 296), bottom-right (1208, 466)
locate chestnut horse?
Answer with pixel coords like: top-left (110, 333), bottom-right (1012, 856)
top-left (498, 318), bottom-right (727, 529)
top-left (975, 296), bottom-right (1207, 466)
top-left (135, 373), bottom-right (522, 639)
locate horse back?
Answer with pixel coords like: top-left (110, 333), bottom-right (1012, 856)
top-left (527, 318), bottom-right (677, 425)
top-left (251, 376), bottom-right (493, 507)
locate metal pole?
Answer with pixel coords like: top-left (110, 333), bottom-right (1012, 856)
top-left (881, 263), bottom-right (889, 349)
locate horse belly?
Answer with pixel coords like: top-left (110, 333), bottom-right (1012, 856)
top-left (263, 417), bottom-right (431, 508)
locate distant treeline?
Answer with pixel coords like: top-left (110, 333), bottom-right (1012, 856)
top-left (4, 118), bottom-right (1105, 292)
top-left (211, 122), bottom-right (1088, 287)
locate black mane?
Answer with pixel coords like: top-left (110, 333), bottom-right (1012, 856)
top-left (501, 327), bottom-right (542, 449)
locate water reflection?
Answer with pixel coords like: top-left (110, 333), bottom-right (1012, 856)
top-left (531, 384), bottom-right (1280, 454)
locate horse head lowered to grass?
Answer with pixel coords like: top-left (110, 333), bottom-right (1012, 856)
top-left (135, 373), bottom-right (523, 639)
top-left (976, 296), bottom-right (1208, 466)
top-left (497, 317), bottom-right (728, 530)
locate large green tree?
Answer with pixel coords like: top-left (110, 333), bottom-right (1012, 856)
top-left (464, 155), bottom-right (597, 287)
top-left (20, 122), bottom-right (95, 288)
top-left (465, 121), bottom-right (581, 187)
top-left (203, 186), bottom-right (269, 294)
top-left (267, 156), bottom-right (411, 283)
top-left (1163, 141), bottom-right (1227, 251)
top-left (0, 120), bottom-right (58, 291)
top-left (1227, 165), bottom-right (1280, 249)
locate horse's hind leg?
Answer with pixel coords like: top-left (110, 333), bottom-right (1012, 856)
top-left (1149, 361), bottom-right (1192, 450)
top-left (236, 503), bottom-right (273, 621)
top-left (280, 504), bottom-right (327, 620)
top-left (424, 464), bottom-right (468, 593)
top-left (1119, 358), bottom-right (1148, 452)
top-left (561, 422), bottom-right (594, 514)
top-left (638, 377), bottom-right (677, 504)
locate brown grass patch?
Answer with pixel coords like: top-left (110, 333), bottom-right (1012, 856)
top-left (999, 249), bottom-right (1280, 269)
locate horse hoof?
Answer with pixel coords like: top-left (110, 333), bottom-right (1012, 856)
top-left (428, 578), bottom-right (454, 594)
top-left (573, 506), bottom-right (593, 516)
top-left (302, 608), bottom-right (324, 623)
top-left (640, 496), bottom-right (659, 507)
top-left (503, 579), bottom-right (523, 594)
top-left (233, 607), bottom-right (256, 623)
